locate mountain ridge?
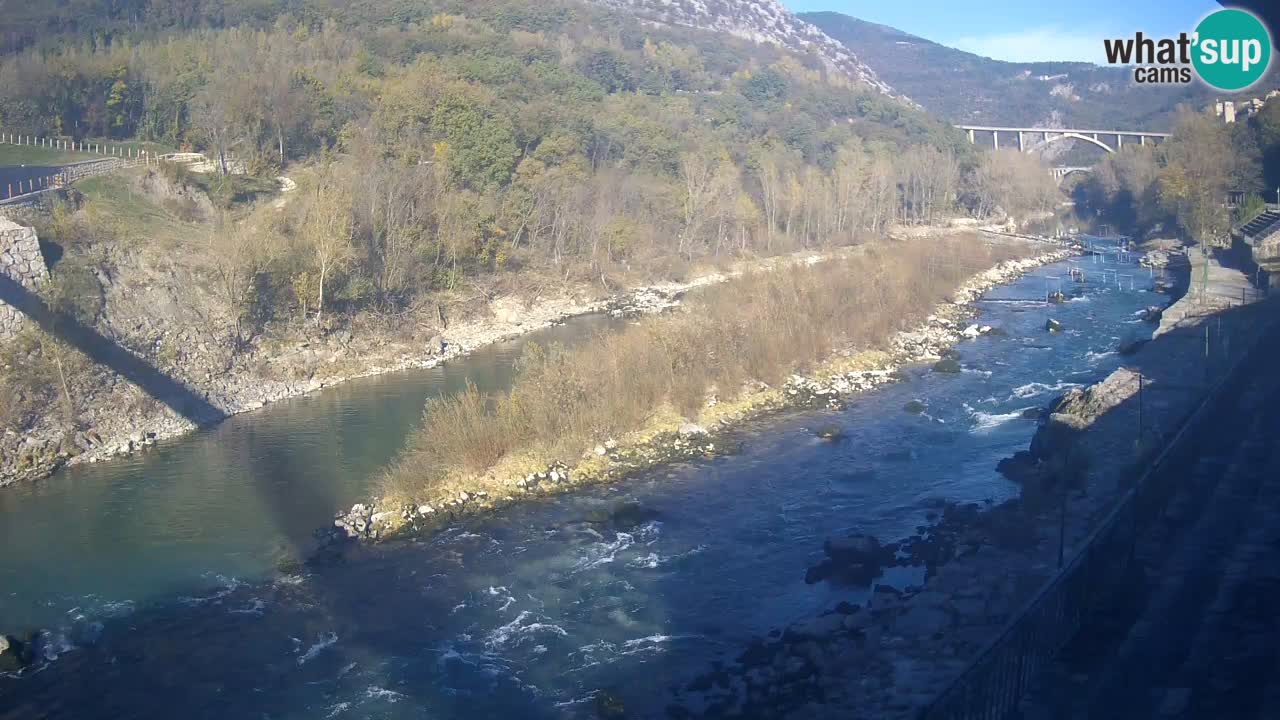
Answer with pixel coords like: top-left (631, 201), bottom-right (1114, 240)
top-left (801, 10), bottom-right (1276, 132)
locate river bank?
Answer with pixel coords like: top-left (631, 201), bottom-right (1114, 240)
top-left (0, 241), bottom-right (883, 488)
top-left (328, 241), bottom-right (1075, 543)
top-left (663, 246), bottom-right (1279, 719)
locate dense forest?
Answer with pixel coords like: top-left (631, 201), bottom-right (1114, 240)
top-left (0, 0), bottom-right (1059, 330)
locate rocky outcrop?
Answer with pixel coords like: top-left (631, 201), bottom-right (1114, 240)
top-left (0, 218), bottom-right (48, 340)
top-left (588, 0), bottom-right (900, 97)
top-left (1034, 367), bottom-right (1142, 451)
top-left (1001, 366), bottom-right (1142, 494)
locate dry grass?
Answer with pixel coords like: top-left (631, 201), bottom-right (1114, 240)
top-left (383, 234), bottom-right (1033, 501)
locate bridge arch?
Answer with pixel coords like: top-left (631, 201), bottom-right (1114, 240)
top-left (1052, 166), bottom-right (1091, 185)
top-left (1027, 132), bottom-right (1115, 154)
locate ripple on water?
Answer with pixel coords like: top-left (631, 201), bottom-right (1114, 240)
top-left (484, 611), bottom-right (568, 651)
top-left (965, 404), bottom-right (1035, 433)
top-left (296, 632), bottom-right (338, 665)
top-left (1009, 380), bottom-right (1082, 401)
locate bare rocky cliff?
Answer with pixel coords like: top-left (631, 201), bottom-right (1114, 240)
top-left (588, 0), bottom-right (901, 98)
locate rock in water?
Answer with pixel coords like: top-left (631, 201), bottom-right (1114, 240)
top-left (824, 534), bottom-right (882, 562)
top-left (1045, 318), bottom-right (1062, 333)
top-left (814, 425), bottom-right (844, 441)
top-left (587, 500), bottom-right (661, 532)
top-left (806, 533), bottom-right (896, 586)
top-left (903, 399), bottom-right (926, 415)
top-left (0, 634), bottom-right (30, 672)
top-left (932, 357), bottom-right (962, 374)
top-left (594, 689), bottom-right (627, 720)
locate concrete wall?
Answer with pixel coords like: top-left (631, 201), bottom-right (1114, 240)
top-left (0, 218), bottom-right (48, 340)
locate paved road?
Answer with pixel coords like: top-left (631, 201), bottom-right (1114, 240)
top-left (0, 165), bottom-right (61, 199)
top-left (1019, 336), bottom-right (1280, 719)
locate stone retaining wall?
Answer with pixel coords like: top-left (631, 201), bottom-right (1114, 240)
top-left (0, 187), bottom-right (77, 224)
top-left (0, 218), bottom-right (47, 340)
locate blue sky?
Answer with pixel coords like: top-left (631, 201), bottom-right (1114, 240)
top-left (784, 0), bottom-right (1223, 63)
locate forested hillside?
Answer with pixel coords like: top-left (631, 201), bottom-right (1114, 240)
top-left (0, 0), bottom-right (1056, 314)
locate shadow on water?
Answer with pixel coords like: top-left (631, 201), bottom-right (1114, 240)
top-left (0, 274), bottom-right (225, 426)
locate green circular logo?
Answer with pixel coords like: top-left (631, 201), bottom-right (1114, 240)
top-left (1192, 9), bottom-right (1272, 91)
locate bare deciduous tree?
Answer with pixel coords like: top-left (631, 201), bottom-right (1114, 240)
top-left (299, 167), bottom-right (355, 324)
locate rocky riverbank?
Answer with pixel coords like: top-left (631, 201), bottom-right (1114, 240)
top-left (326, 244), bottom-right (1075, 544)
top-left (1, 243), bottom-right (878, 488)
top-left (657, 251), bottom-right (1279, 720)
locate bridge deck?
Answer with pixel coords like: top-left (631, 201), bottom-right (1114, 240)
top-left (955, 125), bottom-right (1171, 137)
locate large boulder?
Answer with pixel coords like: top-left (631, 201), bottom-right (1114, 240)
top-left (932, 357), bottom-right (962, 374)
top-left (805, 534), bottom-right (898, 586)
top-left (814, 425), bottom-right (844, 442)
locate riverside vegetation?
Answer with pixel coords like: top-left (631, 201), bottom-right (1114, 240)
top-left (359, 233), bottom-right (1052, 534)
top-left (0, 0), bottom-right (1065, 484)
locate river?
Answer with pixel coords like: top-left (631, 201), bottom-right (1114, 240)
top-left (0, 246), bottom-right (1159, 719)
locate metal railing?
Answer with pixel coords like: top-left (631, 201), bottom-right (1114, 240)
top-left (920, 300), bottom-right (1279, 720)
